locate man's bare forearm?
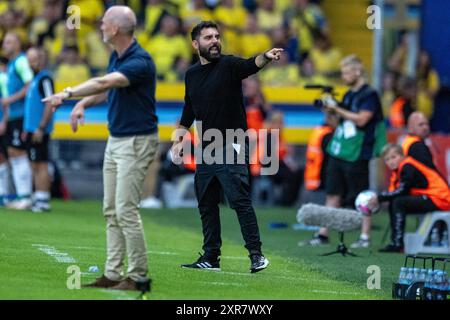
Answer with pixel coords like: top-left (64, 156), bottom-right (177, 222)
top-left (3, 83), bottom-right (29, 105)
top-left (70, 78), bottom-right (110, 98)
top-left (77, 92), bottom-right (108, 109)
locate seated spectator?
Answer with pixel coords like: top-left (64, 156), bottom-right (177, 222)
top-left (240, 13), bottom-right (271, 58)
top-left (213, 0), bottom-right (247, 55)
top-left (285, 0), bottom-right (328, 61)
top-left (298, 58), bottom-right (329, 86)
top-left (388, 31), bottom-right (409, 76)
top-left (68, 0), bottom-right (105, 38)
top-left (256, 0), bottom-right (283, 33)
top-left (416, 50), bottom-right (440, 119)
top-left (269, 26), bottom-right (299, 63)
top-left (180, 0), bottom-right (214, 34)
top-left (141, 0), bottom-right (178, 37)
top-left (369, 144), bottom-right (450, 253)
top-left (0, 9), bottom-right (28, 45)
top-left (54, 46), bottom-right (91, 92)
top-left (29, 0), bottom-right (65, 47)
top-left (46, 26), bottom-right (87, 66)
top-left (389, 76), bottom-right (417, 130)
top-left (259, 51), bottom-right (300, 86)
top-left (309, 34), bottom-right (342, 83)
top-left (145, 15), bottom-right (190, 82)
top-left (381, 71), bottom-right (398, 120)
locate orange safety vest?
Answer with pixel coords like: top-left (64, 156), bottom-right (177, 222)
top-left (250, 131), bottom-right (287, 176)
top-left (389, 157), bottom-right (450, 210)
top-left (401, 134), bottom-right (421, 156)
top-left (304, 125), bottom-right (333, 190)
top-left (246, 106), bottom-right (264, 131)
top-left (389, 97), bottom-right (407, 128)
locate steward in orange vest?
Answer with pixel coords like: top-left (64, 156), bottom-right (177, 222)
top-left (401, 134), bottom-right (435, 169)
top-left (389, 77), bottom-right (416, 129)
top-left (377, 144), bottom-right (450, 252)
top-left (304, 125), bottom-right (334, 190)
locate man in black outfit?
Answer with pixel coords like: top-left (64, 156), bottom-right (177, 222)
top-left (172, 21), bottom-right (283, 273)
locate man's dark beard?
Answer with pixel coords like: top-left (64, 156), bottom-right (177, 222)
top-left (199, 44), bottom-right (221, 62)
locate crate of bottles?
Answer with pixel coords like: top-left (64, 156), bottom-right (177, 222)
top-left (421, 257), bottom-right (450, 300)
top-left (393, 255), bottom-right (450, 300)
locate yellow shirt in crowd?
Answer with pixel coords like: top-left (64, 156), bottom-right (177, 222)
top-left (54, 63), bottom-right (91, 92)
top-left (145, 34), bottom-right (190, 81)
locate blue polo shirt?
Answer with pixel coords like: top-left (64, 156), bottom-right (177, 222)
top-left (107, 40), bottom-right (158, 137)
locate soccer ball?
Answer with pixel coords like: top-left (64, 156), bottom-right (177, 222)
top-left (355, 190), bottom-right (379, 216)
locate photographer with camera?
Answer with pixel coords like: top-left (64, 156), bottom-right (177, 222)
top-left (302, 54), bottom-right (386, 247)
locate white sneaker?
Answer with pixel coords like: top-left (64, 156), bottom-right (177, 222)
top-left (31, 202), bottom-right (51, 213)
top-left (6, 198), bottom-right (32, 210)
top-left (350, 238), bottom-right (370, 249)
top-left (140, 196), bottom-right (162, 209)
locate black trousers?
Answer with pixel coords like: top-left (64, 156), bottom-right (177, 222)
top-left (388, 195), bottom-right (438, 247)
top-left (195, 163), bottom-right (262, 260)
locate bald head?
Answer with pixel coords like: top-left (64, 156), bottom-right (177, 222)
top-left (407, 111), bottom-right (430, 139)
top-left (101, 6), bottom-right (137, 43)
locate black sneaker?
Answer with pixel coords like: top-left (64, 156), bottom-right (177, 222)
top-left (181, 253), bottom-right (221, 271)
top-left (250, 254), bottom-right (269, 273)
top-left (378, 244), bottom-right (404, 253)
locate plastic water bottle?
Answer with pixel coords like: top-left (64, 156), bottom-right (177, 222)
top-left (418, 269), bottom-right (428, 282)
top-left (430, 227), bottom-right (441, 247)
top-left (424, 269), bottom-right (436, 300)
top-left (405, 268), bottom-right (414, 285)
top-left (424, 269), bottom-right (435, 288)
top-left (440, 230), bottom-right (449, 247)
top-left (397, 267), bottom-right (408, 284)
top-left (433, 271), bottom-right (445, 289)
top-left (412, 268), bottom-right (420, 282)
top-left (434, 271), bottom-right (447, 300)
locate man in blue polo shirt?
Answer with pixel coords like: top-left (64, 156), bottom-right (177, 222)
top-left (24, 47), bottom-right (55, 213)
top-left (44, 6), bottom-right (158, 291)
top-left (1, 32), bottom-right (34, 209)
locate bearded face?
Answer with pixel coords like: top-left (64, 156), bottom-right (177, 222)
top-left (195, 28), bottom-right (222, 62)
top-left (198, 41), bottom-right (221, 62)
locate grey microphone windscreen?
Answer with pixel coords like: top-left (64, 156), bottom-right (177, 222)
top-left (297, 203), bottom-right (362, 232)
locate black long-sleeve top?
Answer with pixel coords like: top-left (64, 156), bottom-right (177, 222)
top-left (378, 164), bottom-right (428, 202)
top-left (180, 55), bottom-right (261, 148)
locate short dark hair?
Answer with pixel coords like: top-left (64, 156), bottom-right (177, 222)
top-left (191, 21), bottom-right (219, 41)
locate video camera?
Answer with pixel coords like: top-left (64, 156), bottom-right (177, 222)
top-left (304, 84), bottom-right (338, 109)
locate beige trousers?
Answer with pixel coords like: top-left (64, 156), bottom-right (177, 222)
top-left (103, 133), bottom-right (158, 281)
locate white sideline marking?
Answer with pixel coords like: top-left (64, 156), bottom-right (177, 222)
top-left (32, 244), bottom-right (76, 263)
top-left (199, 281), bottom-right (245, 287)
top-left (311, 289), bottom-right (359, 296)
top-left (221, 271), bottom-right (253, 277)
top-left (222, 256), bottom-right (248, 260)
top-left (147, 250), bottom-right (179, 255)
top-left (220, 271), bottom-right (338, 284)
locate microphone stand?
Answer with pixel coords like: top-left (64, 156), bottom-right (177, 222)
top-left (321, 232), bottom-right (358, 257)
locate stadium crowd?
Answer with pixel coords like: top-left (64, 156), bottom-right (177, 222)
top-left (0, 0), bottom-right (445, 211)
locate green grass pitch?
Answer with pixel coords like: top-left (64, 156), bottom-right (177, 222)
top-left (0, 200), bottom-right (413, 300)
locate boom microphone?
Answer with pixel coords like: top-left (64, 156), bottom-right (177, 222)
top-left (297, 203), bottom-right (362, 232)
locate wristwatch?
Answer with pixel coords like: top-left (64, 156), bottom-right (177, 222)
top-left (63, 87), bottom-right (73, 98)
top-left (263, 51), bottom-right (273, 61)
